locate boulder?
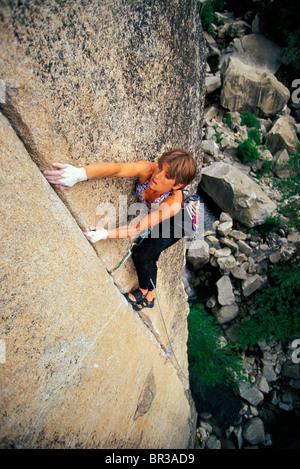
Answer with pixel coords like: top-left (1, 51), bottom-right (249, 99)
top-left (231, 266), bottom-right (247, 280)
top-left (200, 162), bottom-right (277, 227)
top-left (283, 360), bottom-right (300, 380)
top-left (265, 115), bottom-right (300, 155)
top-left (242, 274), bottom-right (264, 297)
top-left (214, 247), bottom-right (232, 258)
top-left (237, 240), bottom-right (253, 256)
top-left (217, 220), bottom-right (233, 236)
top-left (255, 376), bottom-right (270, 394)
top-left (217, 255), bottom-right (237, 274)
top-left (213, 304), bottom-right (239, 325)
top-left (202, 139), bottom-right (219, 156)
top-left (220, 56), bottom-right (290, 117)
top-left (205, 74), bottom-right (222, 94)
top-left (187, 240), bottom-right (210, 270)
top-left (227, 20), bottom-right (251, 39)
top-left (216, 276), bottom-right (235, 306)
top-left (223, 34), bottom-right (284, 74)
top-left (206, 434), bottom-right (221, 449)
top-left (271, 148), bottom-right (291, 178)
top-left (239, 382), bottom-right (264, 406)
top-left (243, 418), bottom-right (265, 445)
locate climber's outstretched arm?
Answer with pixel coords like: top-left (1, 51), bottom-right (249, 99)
top-left (43, 160), bottom-right (155, 189)
top-left (84, 160), bottom-right (155, 180)
top-left (83, 198), bottom-right (182, 242)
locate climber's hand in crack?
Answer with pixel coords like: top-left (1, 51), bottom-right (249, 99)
top-left (83, 226), bottom-right (108, 243)
top-left (43, 163), bottom-right (87, 190)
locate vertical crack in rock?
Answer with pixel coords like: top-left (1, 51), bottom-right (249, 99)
top-left (0, 90), bottom-right (42, 166)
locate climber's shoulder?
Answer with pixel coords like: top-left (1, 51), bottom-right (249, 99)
top-left (135, 160), bottom-right (157, 183)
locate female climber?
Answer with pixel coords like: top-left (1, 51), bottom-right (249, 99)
top-left (43, 149), bottom-right (197, 311)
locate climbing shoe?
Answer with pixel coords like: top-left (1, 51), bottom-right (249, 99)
top-left (132, 297), bottom-right (155, 311)
top-left (124, 288), bottom-right (147, 305)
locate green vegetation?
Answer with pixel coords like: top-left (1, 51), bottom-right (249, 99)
top-left (236, 138), bottom-right (260, 164)
top-left (187, 304), bottom-right (245, 396)
top-left (200, 0), bottom-right (225, 35)
top-left (247, 128), bottom-right (261, 145)
top-left (200, 3), bottom-right (215, 34)
top-left (237, 143), bottom-right (300, 232)
top-left (241, 113), bottom-right (260, 129)
top-left (213, 125), bottom-right (223, 143)
top-left (236, 113), bottom-right (263, 163)
top-left (194, 2), bottom-right (300, 397)
top-left (236, 256), bottom-right (300, 348)
top-left (272, 146), bottom-right (300, 231)
top-left (224, 113), bottom-right (232, 129)
top-left (257, 213), bottom-right (282, 236)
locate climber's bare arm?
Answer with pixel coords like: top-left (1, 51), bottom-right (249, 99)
top-left (84, 161), bottom-right (155, 181)
top-left (84, 195), bottom-right (182, 241)
top-left (43, 160), bottom-right (156, 190)
top-left (108, 201), bottom-right (181, 239)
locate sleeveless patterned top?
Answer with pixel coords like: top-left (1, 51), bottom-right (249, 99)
top-left (136, 179), bottom-right (171, 212)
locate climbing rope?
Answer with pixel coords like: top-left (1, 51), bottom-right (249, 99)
top-left (107, 229), bottom-right (189, 381)
top-left (108, 229), bottom-right (151, 274)
top-left (108, 238), bottom-right (142, 273)
top-left (150, 279), bottom-right (189, 382)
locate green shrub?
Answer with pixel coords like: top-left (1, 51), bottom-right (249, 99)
top-left (237, 138), bottom-right (260, 163)
top-left (212, 0), bottom-right (224, 11)
top-left (255, 159), bottom-right (273, 179)
top-left (236, 257), bottom-right (300, 348)
top-left (201, 3), bottom-right (215, 34)
top-left (213, 125), bottom-right (223, 143)
top-left (272, 146), bottom-right (300, 231)
top-left (257, 213), bottom-right (282, 236)
top-left (187, 304), bottom-right (245, 396)
top-left (200, 0), bottom-right (225, 34)
top-left (224, 113), bottom-right (232, 128)
top-left (248, 128), bottom-right (261, 145)
top-left (241, 113), bottom-right (260, 129)
top-left (280, 198), bottom-right (300, 232)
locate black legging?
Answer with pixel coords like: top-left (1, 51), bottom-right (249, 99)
top-left (131, 215), bottom-right (183, 292)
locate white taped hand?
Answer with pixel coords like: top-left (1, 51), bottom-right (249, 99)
top-left (43, 163), bottom-right (87, 190)
top-left (59, 164), bottom-right (87, 187)
top-left (83, 227), bottom-right (108, 243)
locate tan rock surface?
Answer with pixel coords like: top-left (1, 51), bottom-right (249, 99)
top-left (0, 0), bottom-right (205, 380)
top-left (0, 0), bottom-right (206, 448)
top-left (0, 113), bottom-right (195, 448)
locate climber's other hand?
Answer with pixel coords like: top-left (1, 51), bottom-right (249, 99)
top-left (83, 226), bottom-right (108, 243)
top-left (43, 163), bottom-right (87, 189)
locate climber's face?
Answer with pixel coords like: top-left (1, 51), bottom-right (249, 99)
top-left (149, 163), bottom-right (182, 194)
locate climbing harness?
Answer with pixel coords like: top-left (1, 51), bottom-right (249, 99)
top-left (109, 192), bottom-right (201, 274)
